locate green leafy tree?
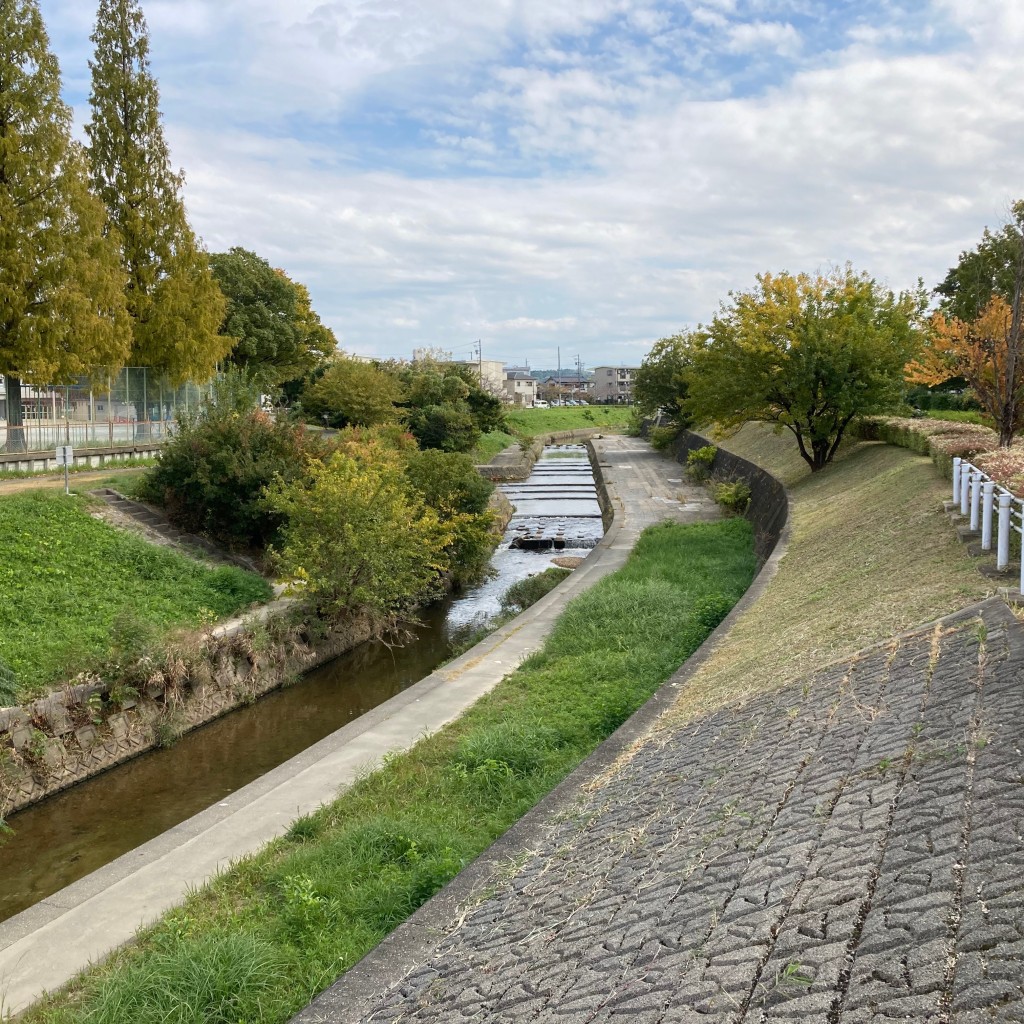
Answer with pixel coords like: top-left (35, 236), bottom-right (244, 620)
top-left (265, 444), bottom-right (454, 620)
top-left (302, 357), bottom-right (405, 427)
top-left (1, 0), bottom-right (132, 451)
top-left (936, 201), bottom-right (1024, 323)
top-left (686, 267), bottom-right (923, 472)
top-left (393, 358), bottom-right (503, 451)
top-left (633, 332), bottom-right (695, 427)
top-left (209, 248), bottom-right (336, 386)
top-left (86, 0), bottom-right (229, 384)
top-left (408, 404), bottom-right (480, 453)
top-left (405, 449), bottom-right (495, 586)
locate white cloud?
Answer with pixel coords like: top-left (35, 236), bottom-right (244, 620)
top-left (725, 20), bottom-right (802, 57)
top-left (35, 0), bottom-right (1024, 367)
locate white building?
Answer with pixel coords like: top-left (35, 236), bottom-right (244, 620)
top-left (503, 370), bottom-right (538, 407)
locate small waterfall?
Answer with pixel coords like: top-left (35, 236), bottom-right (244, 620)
top-left (446, 445), bottom-right (605, 625)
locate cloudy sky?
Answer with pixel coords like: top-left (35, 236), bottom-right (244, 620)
top-left (39, 0), bottom-right (1024, 369)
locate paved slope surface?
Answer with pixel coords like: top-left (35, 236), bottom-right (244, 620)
top-left (298, 598), bottom-right (1024, 1023)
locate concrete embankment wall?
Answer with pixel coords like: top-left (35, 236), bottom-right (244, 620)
top-left (664, 429), bottom-right (789, 566)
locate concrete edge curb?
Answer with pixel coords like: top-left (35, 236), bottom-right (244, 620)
top-left (292, 446), bottom-right (792, 1023)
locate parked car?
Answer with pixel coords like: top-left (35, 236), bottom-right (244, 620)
top-left (532, 400), bottom-right (549, 408)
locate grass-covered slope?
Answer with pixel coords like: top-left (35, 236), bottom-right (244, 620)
top-left (0, 491), bottom-right (272, 700)
top-left (504, 405), bottom-right (633, 435)
top-left (669, 424), bottom-right (991, 724)
top-left (26, 517), bottom-right (756, 1024)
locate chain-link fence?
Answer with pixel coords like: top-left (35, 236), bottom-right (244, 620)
top-left (0, 369), bottom-right (211, 453)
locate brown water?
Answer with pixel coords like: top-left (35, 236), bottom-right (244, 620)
top-left (0, 604), bottom-right (452, 923)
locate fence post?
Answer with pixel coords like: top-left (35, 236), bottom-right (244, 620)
top-left (970, 471), bottom-right (982, 531)
top-left (952, 457), bottom-right (961, 503)
top-left (1019, 501), bottom-right (1024, 595)
top-left (997, 493), bottom-right (1012, 570)
top-left (982, 480), bottom-right (995, 550)
top-left (960, 463), bottom-right (971, 516)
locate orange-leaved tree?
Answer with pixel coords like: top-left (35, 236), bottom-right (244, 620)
top-left (906, 297), bottom-right (1023, 446)
top-left (906, 203), bottom-right (1024, 447)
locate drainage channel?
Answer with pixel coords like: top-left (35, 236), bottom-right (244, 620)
top-left (0, 446), bottom-right (604, 924)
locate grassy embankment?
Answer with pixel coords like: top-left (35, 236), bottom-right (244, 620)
top-left (665, 422), bottom-right (991, 726)
top-left (505, 404), bottom-right (633, 436)
top-left (0, 492), bottom-right (272, 703)
top-left (24, 516), bottom-right (756, 1024)
top-left (470, 405), bottom-right (635, 462)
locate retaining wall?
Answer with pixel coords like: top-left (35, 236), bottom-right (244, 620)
top-left (666, 430), bottom-right (789, 566)
top-left (0, 442), bottom-right (164, 474)
top-left (0, 614), bottom-right (380, 820)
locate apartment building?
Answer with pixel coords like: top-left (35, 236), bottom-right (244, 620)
top-left (591, 366), bottom-right (639, 403)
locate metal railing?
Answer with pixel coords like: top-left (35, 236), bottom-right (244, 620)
top-left (952, 456), bottom-right (1024, 592)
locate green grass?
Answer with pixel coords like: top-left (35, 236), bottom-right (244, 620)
top-left (0, 492), bottom-right (273, 700)
top-left (666, 423), bottom-right (990, 726)
top-left (922, 409), bottom-right (992, 427)
top-left (505, 405), bottom-right (633, 436)
top-left (26, 516), bottom-right (756, 1024)
top-left (470, 429), bottom-right (518, 462)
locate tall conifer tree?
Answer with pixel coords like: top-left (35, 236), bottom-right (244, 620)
top-left (86, 0), bottom-right (229, 385)
top-left (0, 0), bottom-right (132, 451)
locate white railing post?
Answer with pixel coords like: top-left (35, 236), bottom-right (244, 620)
top-left (997, 493), bottom-right (1012, 570)
top-left (1019, 503), bottom-right (1024, 594)
top-left (960, 463), bottom-right (971, 516)
top-left (952, 457), bottom-right (962, 503)
top-left (982, 481), bottom-right (995, 550)
top-left (970, 471), bottom-right (982, 531)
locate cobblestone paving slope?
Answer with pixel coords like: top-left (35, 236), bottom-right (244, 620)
top-left (297, 599), bottom-right (1024, 1023)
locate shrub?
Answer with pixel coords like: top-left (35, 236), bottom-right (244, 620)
top-left (500, 568), bottom-right (572, 615)
top-left (686, 445), bottom-right (717, 482)
top-left (404, 449), bottom-right (493, 516)
top-left (265, 447), bottom-right (454, 620)
top-left (648, 425), bottom-right (679, 451)
top-left (404, 449), bottom-right (496, 587)
top-left (408, 404), bottom-right (481, 453)
top-left (141, 372), bottom-right (329, 550)
top-left (712, 480), bottom-right (752, 515)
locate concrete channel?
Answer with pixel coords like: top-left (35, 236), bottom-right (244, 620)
top-left (0, 436), bottom-right (719, 1015)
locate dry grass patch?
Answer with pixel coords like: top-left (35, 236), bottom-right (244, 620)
top-left (666, 427), bottom-right (991, 726)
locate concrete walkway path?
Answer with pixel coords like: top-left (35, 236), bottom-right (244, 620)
top-left (294, 596), bottom-right (1024, 1023)
top-left (0, 437), bottom-right (718, 1016)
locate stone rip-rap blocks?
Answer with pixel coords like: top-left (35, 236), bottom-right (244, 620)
top-left (296, 599), bottom-right (1024, 1023)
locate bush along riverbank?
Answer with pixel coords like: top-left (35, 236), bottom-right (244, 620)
top-left (24, 516), bottom-right (756, 1024)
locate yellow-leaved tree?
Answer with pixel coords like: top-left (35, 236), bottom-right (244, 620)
top-left (265, 441), bottom-right (455, 622)
top-left (686, 266), bottom-right (924, 472)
